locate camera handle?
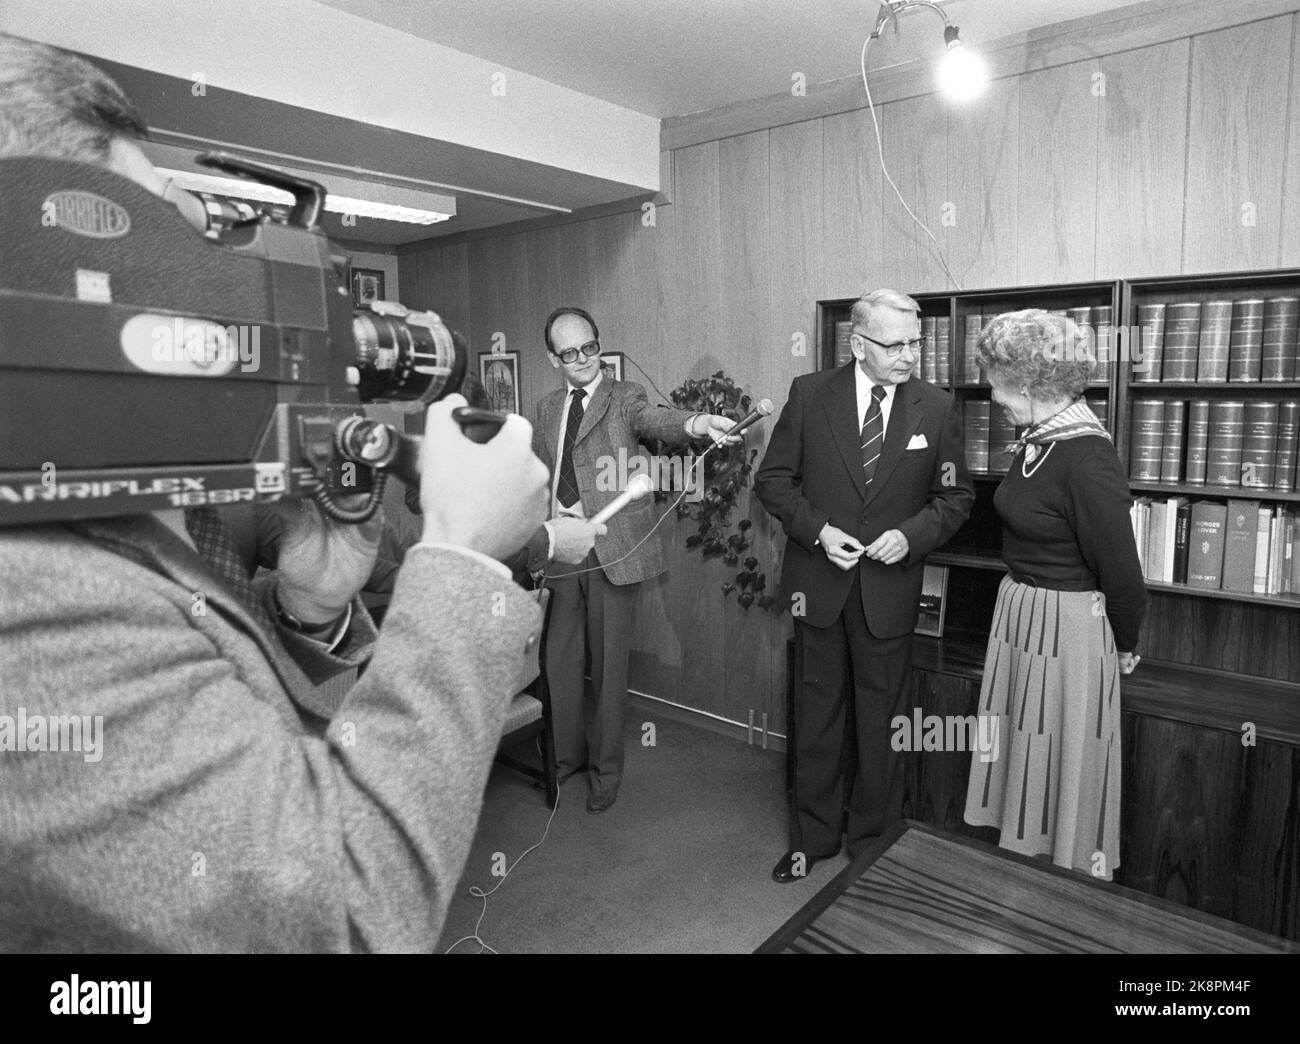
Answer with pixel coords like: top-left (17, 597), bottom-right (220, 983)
top-left (196, 152), bottom-right (326, 229)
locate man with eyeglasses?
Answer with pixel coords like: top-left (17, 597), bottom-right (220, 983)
top-left (755, 288), bottom-right (974, 882)
top-left (530, 306), bottom-right (736, 813)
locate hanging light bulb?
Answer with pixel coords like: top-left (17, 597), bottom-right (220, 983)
top-left (935, 24), bottom-right (988, 103)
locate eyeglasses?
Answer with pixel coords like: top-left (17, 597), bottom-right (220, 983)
top-left (853, 331), bottom-right (925, 358)
top-left (551, 340), bottom-right (601, 365)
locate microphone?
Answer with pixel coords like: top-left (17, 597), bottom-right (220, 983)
top-left (590, 473), bottom-right (655, 525)
top-left (724, 398), bottom-right (774, 440)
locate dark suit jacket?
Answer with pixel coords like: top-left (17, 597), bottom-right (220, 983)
top-left (531, 378), bottom-right (698, 585)
top-left (755, 364), bottom-right (974, 636)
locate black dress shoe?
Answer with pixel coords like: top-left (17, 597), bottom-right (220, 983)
top-left (586, 788), bottom-right (618, 813)
top-left (771, 850), bottom-right (818, 883)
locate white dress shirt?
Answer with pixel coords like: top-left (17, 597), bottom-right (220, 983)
top-left (552, 370), bottom-right (603, 518)
top-left (854, 362), bottom-right (897, 437)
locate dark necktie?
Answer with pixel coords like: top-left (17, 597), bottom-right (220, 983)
top-left (556, 387), bottom-right (587, 509)
top-left (184, 506), bottom-right (272, 632)
top-left (861, 384), bottom-right (887, 488)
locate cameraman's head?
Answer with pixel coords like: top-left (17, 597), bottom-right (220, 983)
top-left (0, 32), bottom-right (206, 229)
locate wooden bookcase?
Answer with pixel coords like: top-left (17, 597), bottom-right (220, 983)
top-left (813, 270), bottom-right (1300, 941)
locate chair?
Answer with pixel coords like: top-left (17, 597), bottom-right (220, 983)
top-left (494, 588), bottom-right (558, 807)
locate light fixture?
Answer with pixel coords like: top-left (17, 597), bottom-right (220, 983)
top-left (870, 1), bottom-right (988, 104)
top-left (154, 167), bottom-right (453, 225)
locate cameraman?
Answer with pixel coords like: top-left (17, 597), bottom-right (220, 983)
top-left (0, 32), bottom-right (549, 952)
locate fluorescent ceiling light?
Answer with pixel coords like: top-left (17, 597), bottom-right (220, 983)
top-left (155, 166), bottom-right (453, 225)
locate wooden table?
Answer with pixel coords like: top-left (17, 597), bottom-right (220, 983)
top-left (756, 821), bottom-right (1300, 954)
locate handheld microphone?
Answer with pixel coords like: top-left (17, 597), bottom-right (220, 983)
top-left (590, 473), bottom-right (655, 525)
top-left (726, 398), bottom-right (774, 440)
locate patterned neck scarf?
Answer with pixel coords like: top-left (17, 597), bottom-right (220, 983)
top-left (1014, 398), bottom-right (1111, 458)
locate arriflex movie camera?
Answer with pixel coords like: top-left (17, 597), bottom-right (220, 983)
top-left (0, 151), bottom-right (480, 526)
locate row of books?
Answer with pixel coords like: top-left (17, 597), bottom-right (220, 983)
top-left (963, 398), bottom-right (1108, 472)
top-left (1131, 296), bottom-right (1299, 383)
top-left (1132, 497), bottom-right (1299, 594)
top-left (833, 318), bottom-right (954, 384)
top-left (835, 306), bottom-right (1113, 387)
top-left (1129, 399), bottom-right (1299, 491)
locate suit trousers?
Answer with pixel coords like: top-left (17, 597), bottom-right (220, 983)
top-left (545, 551), bottom-right (637, 795)
top-left (791, 571), bottom-right (913, 858)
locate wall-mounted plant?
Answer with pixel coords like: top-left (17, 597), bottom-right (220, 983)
top-left (657, 370), bottom-right (776, 611)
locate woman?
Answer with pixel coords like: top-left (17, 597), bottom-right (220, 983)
top-left (963, 309), bottom-right (1147, 879)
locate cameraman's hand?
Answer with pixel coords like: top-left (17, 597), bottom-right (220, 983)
top-left (420, 394), bottom-right (550, 560)
top-left (274, 495), bottom-right (384, 626)
top-left (549, 517), bottom-right (608, 565)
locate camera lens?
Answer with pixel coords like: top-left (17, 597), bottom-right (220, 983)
top-left (351, 303), bottom-right (465, 404)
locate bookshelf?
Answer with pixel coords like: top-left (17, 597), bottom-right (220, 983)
top-left (817, 269), bottom-right (1300, 622)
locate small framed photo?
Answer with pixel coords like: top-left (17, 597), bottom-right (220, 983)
top-left (351, 268), bottom-right (385, 307)
top-left (479, 351), bottom-right (521, 414)
top-left (600, 351), bottom-right (624, 382)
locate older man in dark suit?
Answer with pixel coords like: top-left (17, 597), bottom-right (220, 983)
top-left (756, 288), bottom-right (974, 881)
top-left (532, 307), bottom-right (735, 812)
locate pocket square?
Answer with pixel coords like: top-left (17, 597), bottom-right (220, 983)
top-left (906, 433), bottom-right (928, 450)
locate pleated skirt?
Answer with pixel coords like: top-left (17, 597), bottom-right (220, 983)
top-left (963, 575), bottom-right (1122, 878)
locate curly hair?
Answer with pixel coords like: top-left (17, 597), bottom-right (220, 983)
top-left (976, 309), bottom-right (1095, 399)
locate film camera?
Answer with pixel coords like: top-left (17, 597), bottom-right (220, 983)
top-left (0, 151), bottom-right (485, 526)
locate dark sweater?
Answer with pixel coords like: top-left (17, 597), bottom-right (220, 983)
top-left (994, 435), bottom-right (1148, 651)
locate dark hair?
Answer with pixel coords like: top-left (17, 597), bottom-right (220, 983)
top-left (0, 32), bottom-right (147, 162)
top-left (543, 306), bottom-right (599, 352)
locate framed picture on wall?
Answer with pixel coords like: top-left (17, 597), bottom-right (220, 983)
top-left (351, 268), bottom-right (385, 307)
top-left (479, 351), bottom-right (521, 414)
top-left (599, 351), bottom-right (624, 383)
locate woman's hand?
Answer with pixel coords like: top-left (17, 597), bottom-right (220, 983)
top-left (1118, 650), bottom-right (1141, 675)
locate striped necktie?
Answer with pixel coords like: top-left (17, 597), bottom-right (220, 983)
top-left (556, 387), bottom-right (586, 509)
top-left (861, 384), bottom-right (887, 487)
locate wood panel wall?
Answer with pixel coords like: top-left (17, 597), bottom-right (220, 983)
top-left (398, 10), bottom-right (1300, 727)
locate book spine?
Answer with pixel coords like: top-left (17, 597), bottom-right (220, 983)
top-left (963, 314), bottom-right (983, 384)
top-left (1128, 398), bottom-right (1166, 481)
top-left (1185, 400), bottom-right (1210, 485)
top-left (1262, 296), bottom-right (1299, 382)
top-left (935, 316), bottom-right (951, 385)
top-left (1269, 507), bottom-right (1285, 595)
top-left (1092, 305), bottom-right (1113, 386)
top-left (1163, 301), bottom-right (1201, 382)
top-left (1197, 300), bottom-right (1232, 382)
top-left (835, 320), bottom-right (854, 368)
top-left (1252, 504), bottom-right (1270, 594)
top-left (1159, 400), bottom-right (1186, 483)
top-left (1089, 396), bottom-right (1109, 429)
top-left (989, 406), bottom-right (1018, 472)
top-left (1285, 509), bottom-right (1296, 594)
top-left (963, 400), bottom-right (990, 472)
top-left (1206, 400), bottom-right (1246, 488)
top-left (1223, 498), bottom-right (1261, 593)
top-left (1187, 501), bottom-right (1228, 589)
top-left (921, 315), bottom-right (937, 383)
top-left (1228, 298), bottom-right (1264, 382)
top-left (1173, 500), bottom-right (1191, 583)
top-left (1292, 509), bottom-right (1300, 595)
top-left (1275, 401), bottom-right (1299, 493)
top-left (1241, 400), bottom-right (1279, 489)
top-left (1144, 501), bottom-right (1166, 583)
top-left (1134, 302), bottom-right (1165, 383)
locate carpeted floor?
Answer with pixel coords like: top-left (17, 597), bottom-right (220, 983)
top-left (439, 708), bottom-right (849, 954)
